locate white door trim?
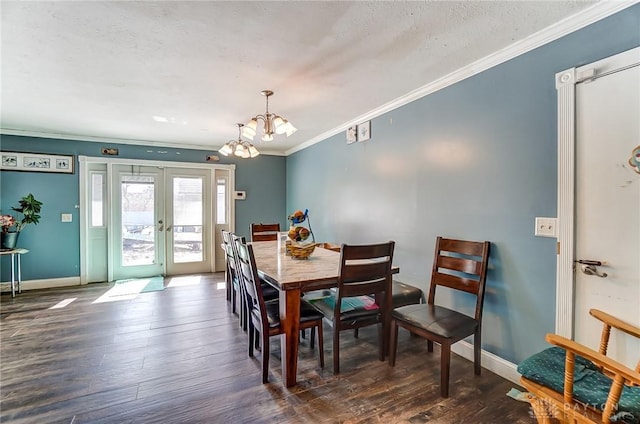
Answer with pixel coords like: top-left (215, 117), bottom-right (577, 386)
top-left (78, 155), bottom-right (236, 284)
top-left (555, 47), bottom-right (640, 338)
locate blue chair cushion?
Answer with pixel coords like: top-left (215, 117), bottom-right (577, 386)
top-left (517, 347), bottom-right (640, 423)
top-left (310, 294), bottom-right (380, 321)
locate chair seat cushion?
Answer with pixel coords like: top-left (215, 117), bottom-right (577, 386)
top-left (262, 299), bottom-right (324, 329)
top-left (392, 304), bottom-right (478, 339)
top-left (310, 295), bottom-right (380, 322)
top-left (363, 280), bottom-right (424, 309)
top-left (518, 347), bottom-right (640, 423)
top-left (260, 280), bottom-right (279, 301)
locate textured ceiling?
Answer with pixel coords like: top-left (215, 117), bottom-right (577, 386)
top-left (0, 1), bottom-right (615, 155)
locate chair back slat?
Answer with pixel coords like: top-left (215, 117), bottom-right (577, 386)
top-left (337, 241), bottom-right (395, 305)
top-left (438, 238), bottom-right (486, 257)
top-left (222, 230), bottom-right (239, 276)
top-left (428, 237), bottom-right (491, 322)
top-left (250, 223), bottom-right (280, 242)
top-left (341, 243), bottom-right (392, 260)
top-left (340, 262), bottom-right (390, 285)
top-left (433, 272), bottom-right (480, 294)
top-left (437, 255), bottom-right (483, 275)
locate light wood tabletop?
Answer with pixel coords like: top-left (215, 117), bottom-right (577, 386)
top-left (250, 241), bottom-right (340, 290)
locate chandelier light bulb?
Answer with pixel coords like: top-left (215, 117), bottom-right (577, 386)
top-left (242, 119), bottom-right (258, 140)
top-left (248, 145), bottom-right (260, 158)
top-left (219, 123), bottom-right (259, 159)
top-left (244, 90), bottom-right (295, 143)
top-left (218, 143), bottom-right (232, 156)
top-left (285, 121), bottom-right (297, 137)
top-left (273, 116), bottom-right (286, 134)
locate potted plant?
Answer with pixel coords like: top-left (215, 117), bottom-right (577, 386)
top-left (1, 193), bottom-right (43, 250)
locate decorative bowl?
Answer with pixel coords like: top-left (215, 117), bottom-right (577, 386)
top-left (287, 243), bottom-right (316, 260)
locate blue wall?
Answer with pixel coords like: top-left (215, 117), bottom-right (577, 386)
top-left (0, 134), bottom-right (286, 281)
top-left (286, 6), bottom-right (639, 364)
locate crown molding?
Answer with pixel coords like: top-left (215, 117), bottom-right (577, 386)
top-left (0, 128), bottom-right (286, 156)
top-left (286, 0), bottom-right (638, 156)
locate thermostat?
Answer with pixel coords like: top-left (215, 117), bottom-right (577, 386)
top-left (234, 191), bottom-right (246, 200)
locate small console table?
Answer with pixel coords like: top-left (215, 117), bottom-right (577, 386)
top-left (0, 248), bottom-right (29, 297)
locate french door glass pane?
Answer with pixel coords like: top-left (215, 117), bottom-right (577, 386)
top-left (173, 177), bottom-right (203, 263)
top-left (216, 178), bottom-right (226, 224)
top-left (91, 172), bottom-right (104, 227)
top-left (121, 175), bottom-right (155, 266)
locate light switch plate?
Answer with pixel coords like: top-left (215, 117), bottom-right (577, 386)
top-left (535, 217), bottom-right (556, 237)
top-left (61, 213), bottom-right (73, 222)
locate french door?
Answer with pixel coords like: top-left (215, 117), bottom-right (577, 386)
top-left (111, 165), bottom-right (212, 280)
top-left (165, 168), bottom-right (212, 276)
top-left (80, 156), bottom-right (235, 284)
top-left (112, 165), bottom-right (165, 280)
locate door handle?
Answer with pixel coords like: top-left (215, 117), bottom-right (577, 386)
top-left (582, 264), bottom-right (607, 278)
top-left (158, 219), bottom-right (163, 232)
top-left (575, 259), bottom-right (603, 266)
top-left (166, 225), bottom-right (172, 231)
top-left (575, 259), bottom-right (608, 278)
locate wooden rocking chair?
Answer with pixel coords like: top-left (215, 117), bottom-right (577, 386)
top-left (518, 309), bottom-right (640, 424)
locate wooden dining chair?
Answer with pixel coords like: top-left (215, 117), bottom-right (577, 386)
top-left (229, 232), bottom-right (278, 332)
top-left (319, 242), bottom-right (424, 338)
top-left (388, 237), bottom-right (490, 398)
top-left (250, 223), bottom-right (280, 242)
top-left (221, 230), bottom-right (241, 317)
top-left (518, 309), bottom-right (640, 424)
top-left (311, 241), bottom-right (395, 374)
top-left (234, 238), bottom-right (325, 383)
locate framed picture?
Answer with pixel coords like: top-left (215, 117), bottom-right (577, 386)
top-left (357, 121), bottom-right (371, 142)
top-left (346, 125), bottom-right (358, 144)
top-left (0, 151), bottom-right (75, 174)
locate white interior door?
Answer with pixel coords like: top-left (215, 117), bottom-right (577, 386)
top-left (574, 49), bottom-right (639, 369)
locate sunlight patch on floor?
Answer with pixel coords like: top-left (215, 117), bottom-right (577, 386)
top-left (92, 283), bottom-right (146, 304)
top-left (166, 275), bottom-right (203, 287)
top-left (216, 282), bottom-right (226, 290)
top-left (49, 298), bottom-right (77, 309)
top-left (93, 290), bottom-right (140, 304)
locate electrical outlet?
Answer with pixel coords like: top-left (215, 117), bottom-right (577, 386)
top-left (535, 217), bottom-right (556, 237)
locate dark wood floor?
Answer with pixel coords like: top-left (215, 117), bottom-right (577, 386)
top-left (1, 273), bottom-right (535, 423)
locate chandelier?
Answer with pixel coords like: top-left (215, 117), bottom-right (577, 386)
top-left (218, 123), bottom-right (260, 158)
top-left (242, 90), bottom-right (297, 142)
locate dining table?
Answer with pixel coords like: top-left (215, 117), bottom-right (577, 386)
top-left (250, 240), bottom-right (398, 388)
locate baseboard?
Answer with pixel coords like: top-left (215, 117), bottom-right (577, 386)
top-left (0, 276), bottom-right (82, 293)
top-left (451, 341), bottom-right (522, 385)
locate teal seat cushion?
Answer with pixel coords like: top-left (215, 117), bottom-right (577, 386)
top-left (309, 294), bottom-right (380, 321)
top-left (518, 347), bottom-right (640, 423)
